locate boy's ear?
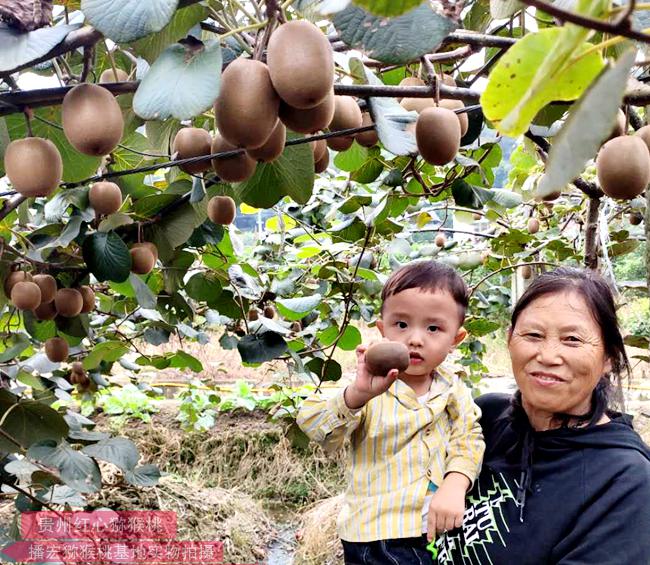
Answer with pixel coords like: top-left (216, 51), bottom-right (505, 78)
top-left (377, 319), bottom-right (385, 337)
top-left (452, 326), bottom-right (467, 347)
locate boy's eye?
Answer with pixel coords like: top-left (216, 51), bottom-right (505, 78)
top-left (395, 321), bottom-right (407, 329)
top-left (428, 325), bottom-right (439, 332)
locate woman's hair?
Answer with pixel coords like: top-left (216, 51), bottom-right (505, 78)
top-left (510, 267), bottom-right (630, 425)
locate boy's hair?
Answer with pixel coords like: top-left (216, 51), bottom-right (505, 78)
top-left (380, 260), bottom-right (469, 322)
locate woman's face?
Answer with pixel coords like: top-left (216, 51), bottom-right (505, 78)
top-left (508, 291), bottom-right (612, 424)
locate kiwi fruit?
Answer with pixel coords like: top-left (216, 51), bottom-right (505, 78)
top-left (397, 76), bottom-right (425, 101)
top-left (263, 305), bottom-right (276, 319)
top-left (32, 274), bottom-right (57, 304)
top-left (290, 321), bottom-right (302, 333)
top-left (596, 136), bottom-right (650, 200)
top-left (62, 83), bottom-right (124, 156)
top-left (130, 247), bottom-right (155, 275)
top-left (89, 181), bottom-right (122, 215)
top-left (45, 337), bottom-right (69, 363)
top-left (607, 109), bottom-right (627, 140)
top-left (435, 234), bottom-right (446, 247)
top-left (400, 97), bottom-right (434, 114)
top-left (416, 107), bottom-right (461, 166)
top-left (521, 265), bottom-right (533, 280)
top-left (314, 150), bottom-right (329, 173)
top-left (11, 281), bottom-right (42, 310)
top-left (267, 20), bottom-right (334, 109)
top-left (327, 96), bottom-right (362, 151)
top-left (4, 138), bottom-right (63, 197)
top-left (55, 288), bottom-right (83, 317)
top-left (527, 218), bottom-right (540, 234)
top-left (438, 99), bottom-right (469, 137)
top-left (365, 341), bottom-right (410, 376)
top-left (440, 74), bottom-right (457, 87)
top-left (247, 308), bottom-right (259, 321)
top-left (34, 301), bottom-right (57, 320)
top-left (71, 361), bottom-right (84, 373)
top-left (215, 58), bottom-right (280, 149)
top-left (172, 128), bottom-right (212, 174)
top-left (634, 124), bottom-right (650, 150)
top-left (356, 113), bottom-right (379, 148)
top-left (629, 212), bottom-right (643, 225)
top-left (211, 133), bottom-right (257, 183)
top-left (99, 68), bottom-right (129, 83)
top-left (279, 91), bottom-right (335, 134)
top-left (311, 138), bottom-right (328, 163)
top-left (246, 121), bottom-right (286, 163)
top-left (79, 286), bottom-right (95, 314)
top-left (207, 195), bottom-right (237, 225)
top-left (540, 191), bottom-right (561, 202)
top-left (132, 242), bottom-right (159, 263)
top-left (69, 362), bottom-right (89, 386)
top-left (4, 270), bottom-right (32, 297)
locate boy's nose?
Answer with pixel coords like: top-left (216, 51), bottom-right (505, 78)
top-left (407, 329), bottom-right (424, 346)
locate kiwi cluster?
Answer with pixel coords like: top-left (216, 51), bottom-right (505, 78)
top-left (596, 113), bottom-right (650, 201)
top-left (4, 269), bottom-right (96, 319)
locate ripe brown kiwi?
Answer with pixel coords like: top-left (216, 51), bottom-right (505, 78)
top-left (99, 68), bottom-right (129, 83)
top-left (311, 138), bottom-right (328, 163)
top-left (400, 97), bottom-right (434, 114)
top-left (215, 58), bottom-right (280, 149)
top-left (130, 247), bottom-right (155, 275)
top-left (635, 124), bottom-right (650, 150)
top-left (55, 288), bottom-right (83, 317)
top-left (521, 265), bottom-right (533, 280)
top-left (416, 107), bottom-right (461, 166)
top-left (397, 77), bottom-right (425, 102)
top-left (279, 91), bottom-right (335, 134)
top-left (314, 150), bottom-right (329, 173)
top-left (62, 83), bottom-right (124, 156)
top-left (34, 301), bottom-right (57, 321)
top-left (356, 113), bottom-right (379, 148)
top-left (89, 181), bottom-right (123, 215)
top-left (596, 136), bottom-right (650, 200)
top-left (290, 321), bottom-right (302, 333)
top-left (211, 133), bottom-right (257, 183)
top-left (4, 270), bottom-right (32, 297)
top-left (131, 242), bottom-right (158, 263)
top-left (263, 305), bottom-right (276, 319)
top-left (267, 20), bottom-right (334, 109)
top-left (208, 195), bottom-right (237, 225)
top-left (527, 218), bottom-right (540, 234)
top-left (365, 341), bottom-right (410, 376)
top-left (4, 138), bottom-right (63, 197)
top-left (172, 128), bottom-right (212, 174)
top-left (32, 274), bottom-right (57, 304)
top-left (435, 234), bottom-right (446, 247)
top-left (247, 308), bottom-right (259, 321)
top-left (629, 212), bottom-right (644, 225)
top-left (246, 121), bottom-right (286, 163)
top-left (79, 286), bottom-right (95, 313)
top-left (11, 281), bottom-right (42, 310)
top-left (607, 109), bottom-right (627, 140)
top-left (438, 99), bottom-right (469, 137)
top-left (69, 362), bottom-right (89, 386)
top-left (45, 337), bottom-right (69, 363)
top-left (327, 96), bottom-right (362, 151)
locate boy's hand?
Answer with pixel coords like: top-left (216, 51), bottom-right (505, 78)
top-left (344, 344), bottom-right (400, 409)
top-left (426, 473), bottom-right (470, 541)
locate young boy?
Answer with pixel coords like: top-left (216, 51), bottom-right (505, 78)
top-left (297, 260), bottom-right (484, 563)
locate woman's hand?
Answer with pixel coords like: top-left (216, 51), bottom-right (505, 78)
top-left (343, 344), bottom-right (399, 409)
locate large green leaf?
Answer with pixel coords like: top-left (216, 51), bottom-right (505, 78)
top-left (490, 0), bottom-right (522, 18)
top-left (451, 180), bottom-right (522, 209)
top-left (537, 50), bottom-right (635, 199)
top-left (82, 437), bottom-right (139, 472)
top-left (82, 231), bottom-right (132, 282)
top-left (352, 0), bottom-right (421, 17)
top-left (133, 40), bottom-right (222, 120)
top-left (237, 134), bottom-right (313, 208)
top-left (276, 294), bottom-right (323, 321)
top-left (334, 3), bottom-right (456, 64)
top-left (237, 332), bottom-right (288, 364)
top-left (0, 23), bottom-right (81, 73)
top-left (124, 464), bottom-right (161, 486)
top-left (81, 0), bottom-right (179, 43)
top-left (83, 341), bottom-right (130, 370)
top-left (133, 4), bottom-right (208, 62)
top-left (0, 390), bottom-right (69, 451)
top-left (28, 439), bottom-right (101, 493)
top-left (482, 12), bottom-right (607, 137)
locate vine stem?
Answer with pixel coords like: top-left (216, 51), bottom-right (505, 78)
top-left (469, 261), bottom-right (558, 298)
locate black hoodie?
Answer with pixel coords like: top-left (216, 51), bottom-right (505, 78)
top-left (436, 393), bottom-right (650, 565)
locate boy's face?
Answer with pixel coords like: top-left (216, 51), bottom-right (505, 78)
top-left (377, 288), bottom-right (467, 379)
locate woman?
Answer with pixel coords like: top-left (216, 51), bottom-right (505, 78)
top-left (436, 267), bottom-right (650, 564)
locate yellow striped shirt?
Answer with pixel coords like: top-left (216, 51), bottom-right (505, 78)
top-left (296, 367), bottom-right (484, 542)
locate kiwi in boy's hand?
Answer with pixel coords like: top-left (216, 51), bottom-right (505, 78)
top-left (365, 342), bottom-right (410, 376)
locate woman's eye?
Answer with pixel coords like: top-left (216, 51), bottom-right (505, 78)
top-left (396, 321), bottom-right (407, 329)
top-left (564, 335), bottom-right (582, 343)
top-left (525, 332), bottom-right (542, 339)
top-left (428, 325), bottom-right (439, 332)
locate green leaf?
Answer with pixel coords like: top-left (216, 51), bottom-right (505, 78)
top-left (276, 294), bottom-right (322, 321)
top-left (353, 0), bottom-right (421, 16)
top-left (28, 439), bottom-right (101, 493)
top-left (81, 0), bottom-right (179, 43)
top-left (156, 200), bottom-right (204, 250)
top-left (490, 0), bottom-right (522, 18)
top-left (83, 341), bottom-right (130, 370)
top-left (334, 3), bottom-right (457, 65)
top-left (0, 334), bottom-right (30, 363)
top-left (237, 332), bottom-right (288, 363)
top-left (537, 50), bottom-right (635, 199)
top-left (170, 350), bottom-right (203, 372)
top-left (133, 39), bottom-right (222, 120)
top-left (338, 325), bottom-right (362, 351)
top-left (334, 142), bottom-right (369, 171)
top-left (185, 273), bottom-right (223, 303)
top-left (350, 60), bottom-right (417, 156)
top-left (481, 27), bottom-right (605, 137)
top-left (237, 133), bottom-right (313, 207)
top-left (306, 358), bottom-right (342, 382)
top-left (132, 4), bottom-right (208, 62)
top-left (82, 437), bottom-right (139, 472)
top-left (0, 391), bottom-right (69, 451)
top-left (130, 273), bottom-right (158, 309)
top-left (0, 23), bottom-right (82, 73)
top-left (124, 464), bottom-right (161, 487)
top-left (451, 180), bottom-right (522, 209)
top-left (133, 193), bottom-right (179, 217)
top-left (23, 311), bottom-right (57, 342)
top-left (82, 231), bottom-right (132, 282)
top-left (464, 317), bottom-right (501, 337)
